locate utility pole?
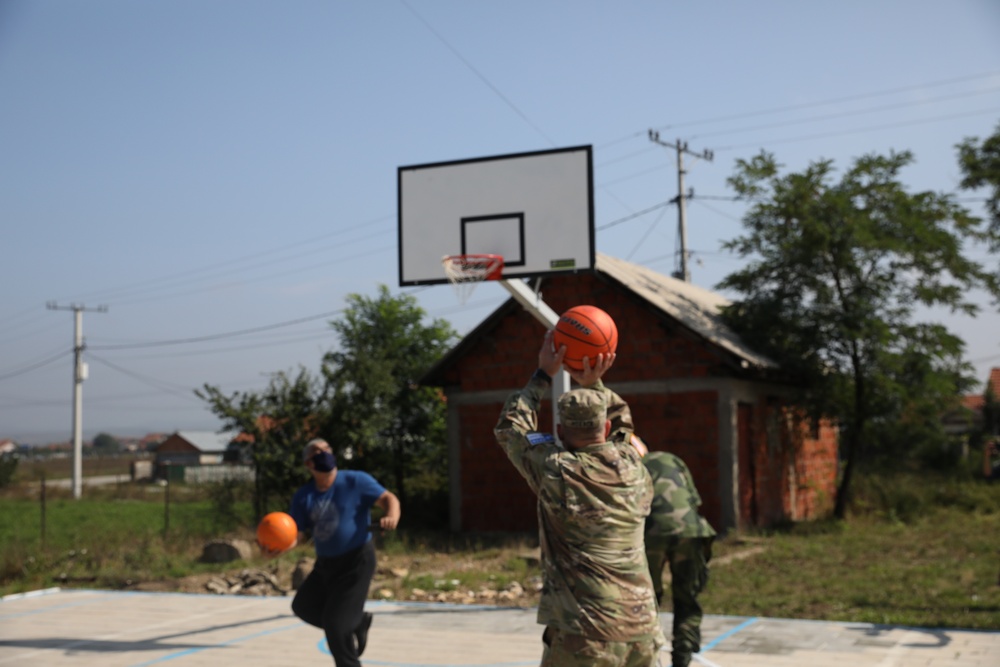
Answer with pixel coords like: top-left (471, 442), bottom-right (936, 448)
top-left (46, 302), bottom-right (108, 499)
top-left (648, 130), bottom-right (714, 282)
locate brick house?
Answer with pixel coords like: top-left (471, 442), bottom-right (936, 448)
top-left (944, 367), bottom-right (1000, 437)
top-left (421, 253), bottom-right (838, 535)
top-left (154, 431), bottom-right (235, 467)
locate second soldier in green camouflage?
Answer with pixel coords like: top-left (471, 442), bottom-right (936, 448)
top-left (494, 331), bottom-right (664, 667)
top-left (637, 440), bottom-right (716, 667)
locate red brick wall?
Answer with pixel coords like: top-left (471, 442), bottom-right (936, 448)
top-left (748, 402), bottom-right (794, 526)
top-left (459, 403), bottom-right (542, 532)
top-left (443, 271), bottom-right (838, 532)
top-left (740, 402), bottom-right (838, 526)
top-left (787, 415), bottom-right (838, 519)
top-left (625, 391), bottom-right (722, 529)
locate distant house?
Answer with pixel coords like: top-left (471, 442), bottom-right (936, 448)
top-left (154, 431), bottom-right (235, 467)
top-left (421, 253), bottom-right (838, 535)
top-left (946, 367), bottom-right (1000, 436)
top-left (139, 432), bottom-right (170, 452)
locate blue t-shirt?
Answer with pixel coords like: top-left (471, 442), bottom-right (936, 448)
top-left (289, 470), bottom-right (386, 558)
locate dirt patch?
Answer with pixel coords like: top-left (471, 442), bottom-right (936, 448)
top-left (126, 537), bottom-right (763, 607)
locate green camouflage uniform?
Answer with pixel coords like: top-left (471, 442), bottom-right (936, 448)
top-left (642, 451), bottom-right (716, 667)
top-left (494, 375), bottom-right (665, 667)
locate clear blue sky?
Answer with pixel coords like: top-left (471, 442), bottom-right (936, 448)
top-left (3, 1), bottom-right (999, 442)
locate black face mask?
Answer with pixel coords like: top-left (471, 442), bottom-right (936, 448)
top-left (310, 451), bottom-right (337, 472)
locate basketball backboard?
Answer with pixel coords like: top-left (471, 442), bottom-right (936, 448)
top-left (397, 145), bottom-right (594, 286)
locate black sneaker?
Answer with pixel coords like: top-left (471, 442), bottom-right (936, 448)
top-left (355, 612), bottom-right (373, 656)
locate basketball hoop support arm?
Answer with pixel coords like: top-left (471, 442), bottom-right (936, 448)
top-left (499, 279), bottom-right (571, 434)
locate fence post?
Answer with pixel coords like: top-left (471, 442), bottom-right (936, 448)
top-left (163, 474), bottom-right (170, 538)
top-left (40, 471), bottom-right (47, 548)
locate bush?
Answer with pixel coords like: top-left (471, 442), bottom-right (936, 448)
top-left (0, 454), bottom-right (18, 489)
top-left (205, 477), bottom-right (254, 532)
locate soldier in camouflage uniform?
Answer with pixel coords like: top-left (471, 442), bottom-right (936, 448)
top-left (631, 435), bottom-right (716, 667)
top-left (494, 330), bottom-right (665, 667)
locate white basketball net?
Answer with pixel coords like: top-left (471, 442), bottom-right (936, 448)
top-left (441, 254), bottom-right (503, 304)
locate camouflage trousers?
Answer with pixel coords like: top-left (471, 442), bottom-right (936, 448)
top-left (540, 626), bottom-right (663, 667)
top-left (645, 535), bottom-right (713, 667)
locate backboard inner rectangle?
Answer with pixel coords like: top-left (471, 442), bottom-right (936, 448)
top-left (461, 213), bottom-right (525, 267)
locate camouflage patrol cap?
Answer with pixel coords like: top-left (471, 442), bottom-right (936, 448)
top-left (557, 388), bottom-right (608, 429)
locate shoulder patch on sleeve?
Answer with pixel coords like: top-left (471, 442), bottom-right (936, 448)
top-left (526, 432), bottom-right (555, 446)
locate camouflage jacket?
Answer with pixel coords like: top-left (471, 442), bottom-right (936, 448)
top-left (642, 451), bottom-right (717, 540)
top-left (494, 376), bottom-right (663, 643)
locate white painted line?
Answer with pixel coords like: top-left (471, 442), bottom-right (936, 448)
top-left (0, 587), bottom-right (61, 602)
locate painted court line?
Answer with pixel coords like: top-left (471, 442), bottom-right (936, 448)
top-left (701, 616), bottom-right (760, 651)
top-left (126, 621), bottom-right (304, 667)
top-left (0, 592), bottom-right (285, 667)
top-left (0, 586), bottom-right (61, 601)
top-left (0, 590), bottom-right (121, 621)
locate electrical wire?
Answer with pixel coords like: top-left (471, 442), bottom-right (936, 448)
top-left (62, 215), bottom-right (394, 305)
top-left (597, 201), bottom-right (674, 231)
top-left (714, 107), bottom-right (1000, 153)
top-left (398, 0), bottom-right (556, 147)
top-left (651, 70), bottom-right (1000, 131)
top-left (102, 329), bottom-right (338, 360)
top-left (85, 352), bottom-right (202, 401)
top-left (690, 86), bottom-right (1000, 141)
top-left (68, 226), bottom-right (394, 307)
top-left (626, 205), bottom-right (669, 261)
top-left (107, 242), bottom-right (395, 308)
top-left (0, 349), bottom-right (71, 382)
top-left (690, 198), bottom-right (745, 223)
top-left (88, 308), bottom-right (347, 351)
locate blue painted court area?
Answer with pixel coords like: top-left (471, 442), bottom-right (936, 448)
top-left (1, 588), bottom-right (997, 667)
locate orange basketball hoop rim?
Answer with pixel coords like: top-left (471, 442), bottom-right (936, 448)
top-left (441, 254), bottom-right (504, 304)
top-left (441, 254), bottom-right (504, 283)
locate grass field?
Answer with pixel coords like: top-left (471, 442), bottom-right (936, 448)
top-left (1, 468), bottom-right (997, 630)
top-left (13, 454), bottom-right (137, 483)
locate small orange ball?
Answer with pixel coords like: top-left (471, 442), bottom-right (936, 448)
top-left (256, 511), bottom-right (298, 552)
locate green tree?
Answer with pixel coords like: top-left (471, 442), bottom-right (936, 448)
top-left (197, 286), bottom-right (458, 528)
top-left (92, 432), bottom-right (120, 455)
top-left (957, 120), bottom-right (1000, 239)
top-left (197, 368), bottom-right (327, 520)
top-left (980, 380), bottom-right (1000, 441)
top-left (718, 150), bottom-right (1000, 519)
top-left (322, 285), bottom-right (457, 520)
top-left (0, 452), bottom-right (18, 489)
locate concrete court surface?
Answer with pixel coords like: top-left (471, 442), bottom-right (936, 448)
top-left (1, 588), bottom-right (997, 667)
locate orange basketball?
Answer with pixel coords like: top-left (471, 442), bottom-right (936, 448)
top-left (256, 511), bottom-right (298, 552)
top-left (552, 305), bottom-right (619, 372)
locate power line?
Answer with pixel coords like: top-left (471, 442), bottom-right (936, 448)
top-left (691, 86), bottom-right (1000, 141)
top-left (398, 0), bottom-right (556, 147)
top-left (626, 205), bottom-right (669, 261)
top-left (88, 308), bottom-right (346, 351)
top-left (103, 328), bottom-right (338, 360)
top-left (0, 349), bottom-right (72, 382)
top-left (66, 224), bottom-right (394, 307)
top-left (714, 107), bottom-right (1000, 153)
top-left (596, 200), bottom-right (674, 231)
top-left (85, 353), bottom-right (202, 401)
top-left (690, 198), bottom-right (744, 223)
top-left (652, 70), bottom-right (1000, 131)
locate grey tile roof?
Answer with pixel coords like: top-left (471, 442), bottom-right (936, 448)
top-left (596, 253), bottom-right (778, 369)
top-left (174, 430), bottom-right (235, 453)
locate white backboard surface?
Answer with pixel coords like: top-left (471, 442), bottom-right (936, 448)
top-left (398, 145), bottom-right (594, 286)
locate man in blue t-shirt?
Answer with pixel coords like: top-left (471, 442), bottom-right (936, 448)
top-left (278, 438), bottom-right (401, 667)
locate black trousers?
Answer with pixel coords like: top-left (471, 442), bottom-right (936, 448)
top-left (291, 541), bottom-right (376, 667)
